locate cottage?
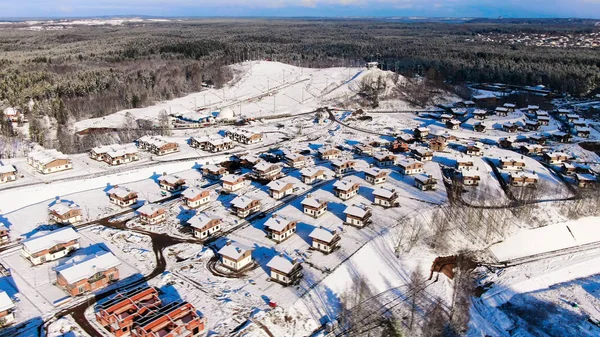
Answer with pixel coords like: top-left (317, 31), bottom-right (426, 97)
top-left (536, 110), bottom-right (549, 117)
top-left (397, 159), bottom-right (424, 175)
top-left (230, 196), bottom-right (261, 218)
top-left (446, 119), bottom-right (461, 130)
top-left (498, 137), bottom-right (514, 149)
top-left (57, 251), bottom-right (120, 296)
top-left (466, 143), bottom-right (482, 156)
top-left (450, 108), bottom-right (467, 117)
top-left (157, 175), bottom-right (186, 192)
top-left (27, 149), bottom-right (72, 174)
top-left (138, 204), bottom-right (167, 225)
top-left (318, 146), bottom-right (342, 160)
top-left (48, 202), bottom-right (83, 224)
top-left (508, 172), bottom-right (538, 187)
top-left (503, 103), bottom-right (516, 112)
top-left (2, 107), bottom-right (21, 123)
top-left (0, 224), bottom-right (9, 244)
top-left (537, 116), bottom-right (550, 126)
top-left (190, 135), bottom-right (234, 153)
top-left (300, 167), bottom-right (326, 185)
top-left (354, 144), bottom-right (374, 156)
top-left (21, 227), bottom-right (81, 265)
top-left (301, 196), bottom-right (327, 218)
top-left (130, 302), bottom-right (206, 337)
top-left (136, 136), bottom-right (179, 156)
top-left (373, 187), bottom-right (399, 207)
top-left (309, 227), bottom-right (341, 254)
top-left (372, 152), bottom-right (397, 167)
top-left (456, 159), bottom-right (474, 170)
top-left (575, 127), bottom-right (591, 138)
top-left (253, 162), bottom-right (282, 181)
top-left (473, 123), bottom-right (487, 133)
top-left (527, 105), bottom-right (540, 112)
top-left (542, 152), bottom-right (568, 165)
top-left (414, 174), bottom-right (437, 191)
top-left (284, 152), bottom-right (307, 168)
top-left (439, 114), bottom-right (452, 123)
top-left (519, 144), bottom-right (543, 155)
top-left (561, 162), bottom-right (577, 175)
top-left (412, 147), bottom-right (433, 161)
top-left (575, 174), bottom-right (597, 188)
top-left (0, 165), bottom-right (16, 183)
top-left (240, 154), bottom-right (262, 168)
top-left (473, 110), bottom-right (487, 120)
top-left (472, 94), bottom-right (497, 104)
top-left (226, 129), bottom-right (263, 144)
top-left (95, 287), bottom-right (161, 337)
top-left (461, 170), bottom-right (481, 186)
top-left (181, 188), bottom-right (211, 208)
top-left (573, 120), bottom-right (587, 128)
top-left (557, 109), bottom-right (570, 117)
top-left (343, 205), bottom-right (372, 227)
top-left (217, 241), bottom-right (253, 271)
top-left (202, 164), bottom-right (227, 180)
top-left (264, 215), bottom-right (297, 243)
top-left (267, 181), bottom-right (295, 200)
top-left (91, 144), bottom-right (139, 166)
top-left (499, 158), bottom-right (526, 170)
top-left (331, 159), bottom-right (356, 175)
top-left (429, 137), bottom-right (447, 151)
top-left (502, 123), bottom-right (518, 133)
top-left (566, 114), bottom-right (580, 123)
top-left (363, 167), bottom-right (388, 185)
top-left (552, 132), bottom-right (572, 143)
top-left (495, 107), bottom-right (509, 116)
top-left (108, 186), bottom-right (138, 207)
top-left (529, 135), bottom-right (546, 145)
top-left (414, 127), bottom-right (430, 140)
top-left (189, 213), bottom-right (222, 239)
top-left (267, 255), bottom-right (303, 286)
top-left (221, 174), bottom-right (246, 193)
top-left (333, 180), bottom-right (360, 200)
top-left (0, 291), bottom-right (16, 326)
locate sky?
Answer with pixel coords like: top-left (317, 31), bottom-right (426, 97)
top-left (0, 0), bottom-right (599, 19)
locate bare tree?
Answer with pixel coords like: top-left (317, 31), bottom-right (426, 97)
top-left (157, 110), bottom-right (171, 136)
top-left (408, 267), bottom-right (426, 331)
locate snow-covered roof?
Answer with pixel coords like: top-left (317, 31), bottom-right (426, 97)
top-left (510, 172), bottom-right (538, 180)
top-left (2, 107), bottom-right (17, 116)
top-left (203, 164), bottom-right (225, 173)
top-left (218, 242), bottom-right (252, 260)
top-left (527, 105), bottom-right (540, 110)
top-left (309, 227), bottom-right (337, 243)
top-left (56, 251), bottom-right (121, 284)
top-left (188, 213), bottom-right (221, 229)
top-left (137, 135), bottom-right (175, 147)
top-left (414, 174), bottom-right (437, 184)
top-left (576, 127), bottom-right (591, 132)
top-left (301, 196), bottom-right (325, 208)
top-left (231, 196), bottom-right (256, 209)
top-left (398, 158), bottom-right (422, 167)
top-left (461, 170), bottom-right (480, 178)
top-left (372, 152), bottom-right (396, 161)
top-left (267, 255), bottom-right (299, 274)
top-left (285, 152), bottom-right (305, 161)
top-left (108, 186), bottom-right (136, 198)
top-left (0, 291), bottom-right (15, 312)
top-left (0, 165), bottom-right (15, 174)
top-left (363, 167), bottom-right (387, 177)
top-left (416, 127), bottom-right (429, 133)
top-left (267, 180), bottom-right (293, 192)
top-left (158, 175), bottom-right (184, 185)
top-left (412, 147), bottom-right (432, 156)
top-left (28, 149), bottom-right (69, 165)
top-left (264, 215), bottom-right (294, 232)
top-left (254, 162), bottom-right (279, 172)
top-left (545, 152), bottom-right (568, 158)
top-left (300, 167), bottom-right (325, 177)
top-left (576, 173), bottom-right (596, 182)
top-left (373, 187), bottom-right (396, 198)
top-left (344, 205), bottom-right (369, 218)
top-left (557, 109), bottom-right (570, 113)
top-left (137, 203), bottom-right (165, 216)
top-left (566, 114), bottom-right (580, 119)
top-left (318, 146), bottom-right (340, 154)
top-left (241, 154), bottom-right (262, 164)
top-left (92, 144), bottom-right (137, 156)
top-left (48, 202), bottom-right (80, 216)
top-left (22, 227), bottom-right (80, 254)
top-left (330, 159), bottom-right (354, 167)
top-left (503, 103), bottom-right (516, 108)
top-left (440, 114), bottom-right (452, 119)
top-left (333, 179), bottom-right (357, 192)
top-left (221, 174), bottom-right (244, 183)
top-left (181, 187), bottom-right (205, 199)
top-left (495, 107), bottom-right (509, 112)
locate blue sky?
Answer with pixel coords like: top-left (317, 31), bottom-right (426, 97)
top-left (0, 0), bottom-right (599, 19)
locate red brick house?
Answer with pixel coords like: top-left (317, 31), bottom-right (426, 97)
top-left (130, 302), bottom-right (206, 337)
top-left (96, 287), bottom-right (162, 337)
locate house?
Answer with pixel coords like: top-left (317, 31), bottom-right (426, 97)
top-left (266, 254), bottom-right (303, 286)
top-left (466, 143), bottom-right (482, 156)
top-left (27, 149), bottom-right (72, 174)
top-left (108, 186), bottom-right (138, 207)
top-left (363, 167), bottom-right (388, 185)
top-left (495, 107), bottom-right (509, 116)
top-left (301, 196), bottom-right (327, 218)
top-left (0, 165), bottom-right (16, 183)
top-left (373, 187), bottom-right (399, 207)
top-left (253, 162), bottom-right (282, 181)
top-left (508, 172), bottom-right (538, 187)
top-left (536, 110), bottom-right (549, 118)
top-left (221, 174), bottom-right (246, 193)
top-left (309, 227), bottom-right (341, 254)
top-left (3, 107), bottom-right (22, 123)
top-left (57, 251), bottom-right (120, 296)
top-left (95, 287), bottom-right (161, 337)
top-left (446, 119), bottom-right (461, 130)
top-left (264, 215), bottom-right (297, 243)
top-left (413, 127), bottom-right (430, 140)
top-left (181, 188), bottom-right (211, 208)
top-left (372, 152), bottom-right (397, 167)
top-left (190, 135), bottom-right (234, 153)
top-left (343, 205), bottom-right (372, 227)
top-left (499, 158), bottom-right (526, 170)
top-left (0, 224), bottom-right (9, 245)
top-left (473, 110), bottom-right (487, 120)
top-left (230, 196), bottom-right (260, 218)
top-left (472, 94), bottom-right (497, 104)
top-left (48, 202), bottom-right (83, 224)
top-left (21, 227), bottom-right (81, 265)
top-left (331, 159), bottom-right (356, 175)
top-left (217, 241), bottom-right (253, 271)
top-left (461, 170), bottom-right (481, 186)
top-left (566, 114), bottom-right (580, 123)
top-left (89, 144), bottom-right (139, 165)
top-left (524, 120), bottom-right (539, 131)
top-left (318, 146), bottom-right (342, 160)
top-left (456, 159), bottom-right (474, 170)
top-left (130, 301), bottom-right (206, 337)
top-left (300, 167), bottom-right (326, 185)
top-left (429, 137), bottom-right (447, 151)
top-left (575, 127), bottom-right (591, 138)
top-left (0, 291), bottom-right (16, 327)
top-left (503, 103), bottom-right (516, 112)
top-left (284, 152), bottom-right (307, 168)
top-left (573, 120), bottom-right (588, 129)
top-left (537, 116), bottom-right (550, 126)
top-left (529, 135), bottom-right (546, 145)
top-left (414, 174), bottom-right (437, 191)
top-left (240, 154), bottom-right (262, 168)
top-left (226, 129), bottom-right (263, 144)
top-left (202, 164), bottom-right (227, 180)
top-left (575, 174), bottom-right (597, 188)
top-left (412, 147), bottom-right (433, 161)
top-left (354, 144), bottom-right (374, 156)
top-left (157, 175), bottom-right (186, 192)
top-left (450, 108), bottom-right (467, 118)
top-left (542, 152), bottom-right (569, 165)
top-left (556, 109), bottom-right (570, 117)
top-left (267, 181), bottom-right (295, 200)
top-left (561, 162), bottom-right (577, 175)
top-left (527, 105), bottom-right (540, 112)
top-left (136, 136), bottom-right (179, 156)
top-left (137, 204), bottom-right (167, 225)
top-left (473, 123), bottom-right (487, 133)
top-left (498, 137), bottom-right (514, 149)
top-left (333, 180), bottom-right (360, 200)
top-left (188, 213), bottom-right (222, 239)
top-left (552, 132), bottom-right (572, 143)
top-left (397, 159), bottom-right (424, 175)
top-left (519, 144), bottom-right (543, 155)
top-left (502, 123), bottom-right (518, 133)
top-left (439, 114), bottom-right (452, 122)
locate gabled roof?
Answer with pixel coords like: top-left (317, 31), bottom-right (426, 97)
top-left (333, 179), bottom-right (358, 192)
top-left (363, 167), bottom-right (388, 177)
top-left (48, 202), bottom-right (80, 216)
top-left (301, 196), bottom-right (326, 208)
top-left (254, 162), bottom-right (279, 172)
top-left (218, 242), bottom-right (252, 260)
top-left (56, 251), bottom-right (121, 284)
top-left (107, 186), bottom-right (137, 198)
top-left (267, 255), bottom-right (300, 274)
top-left (137, 203), bottom-right (165, 216)
top-left (231, 196), bottom-right (257, 209)
top-left (203, 164), bottom-right (225, 173)
top-left (264, 215), bottom-right (295, 232)
top-left (0, 291), bottom-right (15, 312)
top-left (398, 158), bottom-right (422, 167)
top-left (372, 151), bottom-right (396, 161)
top-left (318, 146), bottom-right (340, 154)
top-left (414, 174), bottom-right (437, 184)
top-left (343, 205), bottom-right (369, 218)
top-left (22, 227), bottom-right (81, 254)
top-left (158, 175), bottom-right (185, 185)
top-left (330, 159), bottom-right (354, 167)
top-left (373, 187), bottom-right (396, 199)
top-left (181, 187), bottom-right (206, 199)
top-left (300, 166), bottom-right (325, 177)
top-left (267, 180), bottom-right (293, 192)
top-left (309, 227), bottom-right (337, 243)
top-left (188, 213), bottom-right (221, 229)
top-left (221, 174), bottom-right (244, 184)
top-left (0, 165), bottom-right (15, 174)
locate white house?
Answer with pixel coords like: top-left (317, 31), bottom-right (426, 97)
top-left (301, 196), bottom-right (327, 218)
top-left (363, 167), bottom-right (388, 185)
top-left (343, 205), bottom-right (372, 227)
top-left (264, 215), bottom-right (297, 243)
top-left (48, 202), bottom-right (83, 224)
top-left (218, 241), bottom-right (253, 271)
top-left (267, 181), bottom-right (295, 200)
top-left (266, 255), bottom-right (303, 286)
top-left (181, 188), bottom-right (211, 208)
top-left (373, 187), bottom-right (399, 207)
top-left (0, 291), bottom-right (16, 326)
top-left (221, 174), bottom-right (246, 193)
top-left (21, 227), bottom-right (81, 265)
top-left (333, 180), bottom-right (360, 200)
top-left (300, 167), bottom-right (326, 184)
top-left (309, 227), bottom-right (341, 253)
top-left (188, 213), bottom-right (222, 239)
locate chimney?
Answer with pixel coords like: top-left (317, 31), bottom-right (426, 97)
top-left (226, 240), bottom-right (232, 246)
